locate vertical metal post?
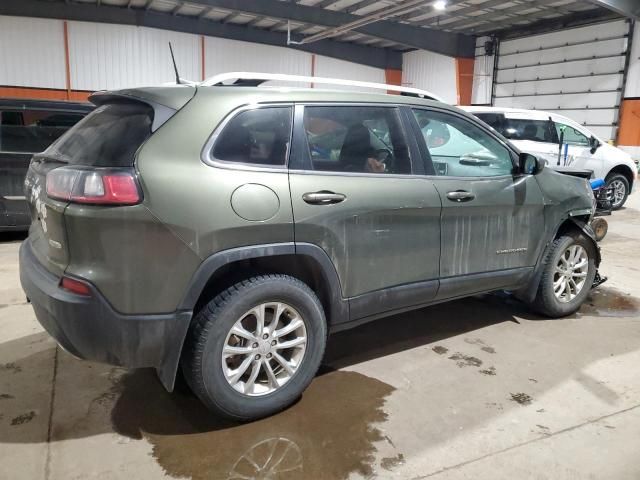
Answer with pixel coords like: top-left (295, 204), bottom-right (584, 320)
top-left (490, 36), bottom-right (500, 107)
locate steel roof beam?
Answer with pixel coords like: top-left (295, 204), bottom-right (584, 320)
top-left (432, 0), bottom-right (578, 30)
top-left (495, 9), bottom-right (622, 39)
top-left (157, 0), bottom-right (476, 57)
top-left (586, 0), bottom-right (639, 19)
top-left (0, 0), bottom-right (403, 69)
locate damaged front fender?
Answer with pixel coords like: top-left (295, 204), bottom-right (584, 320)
top-left (567, 216), bottom-right (601, 267)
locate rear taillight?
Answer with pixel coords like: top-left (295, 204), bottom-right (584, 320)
top-left (46, 167), bottom-right (141, 205)
top-left (60, 276), bottom-right (92, 296)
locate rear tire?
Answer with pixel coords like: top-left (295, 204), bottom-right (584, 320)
top-left (530, 232), bottom-right (597, 317)
top-left (605, 173), bottom-right (629, 210)
top-left (181, 274), bottom-right (327, 421)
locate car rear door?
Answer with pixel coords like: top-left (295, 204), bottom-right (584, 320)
top-left (288, 104), bottom-right (441, 322)
top-left (502, 113), bottom-right (559, 165)
top-left (410, 107), bottom-right (546, 299)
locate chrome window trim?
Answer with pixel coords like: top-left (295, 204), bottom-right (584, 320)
top-left (200, 102), bottom-right (294, 172)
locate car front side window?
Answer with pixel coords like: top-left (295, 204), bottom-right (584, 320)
top-left (555, 122), bottom-right (590, 146)
top-left (412, 109), bottom-right (514, 177)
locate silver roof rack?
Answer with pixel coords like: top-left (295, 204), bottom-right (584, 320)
top-left (199, 72), bottom-right (445, 102)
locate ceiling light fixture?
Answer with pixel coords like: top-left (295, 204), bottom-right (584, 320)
top-left (434, 0), bottom-right (447, 10)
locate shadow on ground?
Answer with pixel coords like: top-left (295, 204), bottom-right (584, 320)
top-left (0, 232), bottom-right (28, 244)
top-left (1, 288), bottom-right (638, 479)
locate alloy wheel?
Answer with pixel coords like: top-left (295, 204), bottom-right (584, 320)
top-left (553, 245), bottom-right (589, 303)
top-left (607, 179), bottom-right (626, 208)
top-left (222, 302), bottom-right (307, 396)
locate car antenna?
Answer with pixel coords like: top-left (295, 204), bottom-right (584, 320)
top-left (169, 42), bottom-right (181, 85)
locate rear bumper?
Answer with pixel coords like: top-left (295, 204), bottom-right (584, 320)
top-left (19, 240), bottom-right (192, 390)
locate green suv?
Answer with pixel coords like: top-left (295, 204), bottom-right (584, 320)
top-left (20, 77), bottom-right (601, 421)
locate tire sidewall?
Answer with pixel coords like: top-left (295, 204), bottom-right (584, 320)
top-left (197, 278), bottom-right (326, 419)
top-left (540, 234), bottom-right (597, 316)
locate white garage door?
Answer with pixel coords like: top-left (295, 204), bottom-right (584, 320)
top-left (494, 20), bottom-right (632, 142)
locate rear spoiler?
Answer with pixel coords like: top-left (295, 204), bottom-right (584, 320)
top-left (89, 88), bottom-right (195, 132)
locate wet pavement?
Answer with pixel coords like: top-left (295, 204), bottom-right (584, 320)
top-left (1, 195), bottom-right (640, 479)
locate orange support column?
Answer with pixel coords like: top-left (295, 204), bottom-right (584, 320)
top-left (455, 58), bottom-right (474, 106)
top-left (63, 21), bottom-right (72, 101)
top-left (617, 99), bottom-right (640, 146)
top-left (385, 68), bottom-right (402, 94)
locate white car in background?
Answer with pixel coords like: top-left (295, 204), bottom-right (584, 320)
top-left (462, 106), bottom-right (637, 209)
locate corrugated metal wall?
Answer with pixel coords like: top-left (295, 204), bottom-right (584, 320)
top-left (494, 20), bottom-right (631, 141)
top-left (0, 16), bottom-right (67, 89)
top-left (0, 15), bottom-right (387, 94)
top-left (402, 50), bottom-right (457, 104)
top-left (314, 55), bottom-right (386, 91)
top-left (68, 22), bottom-right (201, 91)
top-left (203, 37), bottom-right (312, 87)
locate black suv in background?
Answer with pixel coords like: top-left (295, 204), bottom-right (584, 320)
top-left (0, 98), bottom-right (92, 231)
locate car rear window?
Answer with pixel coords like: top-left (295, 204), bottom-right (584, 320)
top-left (474, 114), bottom-right (557, 144)
top-left (212, 107), bottom-right (292, 167)
top-left (44, 102), bottom-right (153, 166)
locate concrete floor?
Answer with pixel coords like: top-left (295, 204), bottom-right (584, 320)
top-left (1, 193), bottom-right (640, 480)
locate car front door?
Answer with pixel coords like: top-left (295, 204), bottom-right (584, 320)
top-left (411, 108), bottom-right (546, 299)
top-left (289, 104), bottom-right (441, 322)
top-left (553, 121), bottom-right (604, 176)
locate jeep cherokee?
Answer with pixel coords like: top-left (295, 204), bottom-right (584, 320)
top-left (20, 78), bottom-right (601, 421)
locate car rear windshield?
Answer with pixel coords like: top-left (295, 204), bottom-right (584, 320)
top-left (43, 102), bottom-right (153, 166)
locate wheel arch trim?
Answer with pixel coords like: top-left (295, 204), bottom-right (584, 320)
top-left (177, 242), bottom-right (349, 324)
top-left (517, 215), bottom-right (601, 304)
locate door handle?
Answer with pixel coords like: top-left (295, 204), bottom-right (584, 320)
top-left (302, 191), bottom-right (346, 205)
top-left (446, 190), bottom-right (475, 202)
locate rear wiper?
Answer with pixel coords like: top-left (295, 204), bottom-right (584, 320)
top-left (33, 153), bottom-right (69, 164)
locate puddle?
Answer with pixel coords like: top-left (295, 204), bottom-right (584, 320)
top-left (381, 453), bottom-right (405, 471)
top-left (0, 363), bottom-right (22, 374)
top-left (510, 393), bottom-right (533, 406)
top-left (448, 353), bottom-right (482, 368)
top-left (11, 411), bottom-right (35, 426)
top-left (111, 369), bottom-right (395, 480)
top-left (580, 287), bottom-right (640, 318)
top-left (479, 367), bottom-right (496, 376)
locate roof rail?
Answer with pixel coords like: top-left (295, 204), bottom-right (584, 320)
top-left (199, 72), bottom-right (445, 102)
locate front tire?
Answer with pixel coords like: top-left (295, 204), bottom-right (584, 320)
top-left (605, 173), bottom-right (629, 210)
top-left (182, 274), bottom-right (327, 421)
top-left (531, 232), bottom-right (597, 317)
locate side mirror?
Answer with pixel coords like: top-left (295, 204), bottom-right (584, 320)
top-left (589, 135), bottom-right (601, 154)
top-left (519, 152), bottom-right (544, 175)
